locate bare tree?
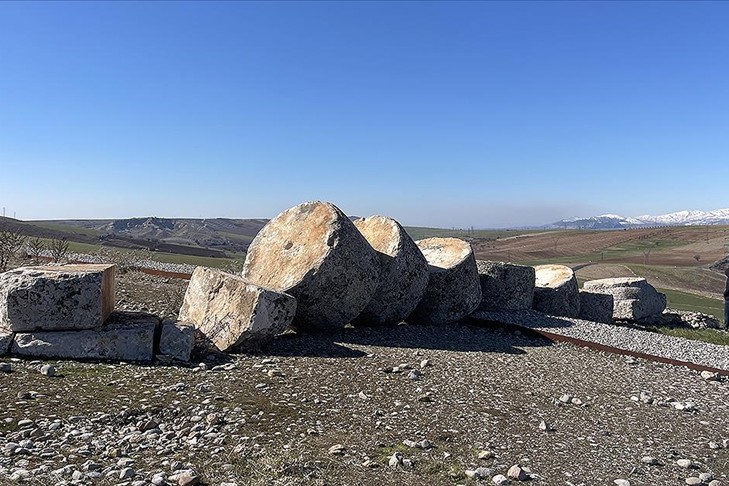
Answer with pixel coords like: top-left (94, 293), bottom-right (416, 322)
top-left (26, 237), bottom-right (46, 263)
top-left (95, 247), bottom-right (152, 273)
top-left (0, 228), bottom-right (26, 271)
top-left (642, 248), bottom-right (652, 265)
top-left (694, 254), bottom-right (701, 263)
top-left (48, 238), bottom-right (70, 263)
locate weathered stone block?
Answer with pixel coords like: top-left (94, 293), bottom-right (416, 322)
top-left (179, 267), bottom-right (296, 351)
top-left (476, 260), bottom-right (535, 311)
top-left (578, 290), bottom-right (614, 324)
top-left (242, 201), bottom-right (380, 330)
top-left (583, 277), bottom-right (666, 320)
top-left (0, 264), bottom-right (115, 332)
top-left (352, 216), bottom-right (429, 325)
top-left (407, 238), bottom-right (481, 325)
top-left (532, 264), bottom-right (580, 318)
top-left (0, 331), bottom-right (12, 356)
top-left (159, 320), bottom-right (195, 362)
top-left (11, 311), bottom-right (157, 362)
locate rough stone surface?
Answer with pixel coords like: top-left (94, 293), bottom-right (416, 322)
top-left (242, 201), bottom-right (380, 330)
top-left (0, 264), bottom-right (115, 332)
top-left (532, 264), bottom-right (580, 318)
top-left (583, 277), bottom-right (667, 320)
top-left (476, 260), bottom-right (535, 311)
top-left (179, 267), bottom-right (296, 351)
top-left (407, 238), bottom-right (481, 325)
top-left (578, 290), bottom-right (614, 324)
top-left (159, 320), bottom-right (196, 362)
top-left (0, 331), bottom-right (12, 356)
top-left (10, 311), bottom-right (157, 362)
top-left (352, 216), bottom-right (429, 325)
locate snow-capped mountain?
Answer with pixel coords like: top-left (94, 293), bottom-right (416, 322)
top-left (552, 209), bottom-right (729, 229)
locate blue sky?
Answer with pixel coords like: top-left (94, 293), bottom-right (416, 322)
top-left (1, 1), bottom-right (728, 228)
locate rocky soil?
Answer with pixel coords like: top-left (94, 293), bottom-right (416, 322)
top-left (1, 274), bottom-right (729, 486)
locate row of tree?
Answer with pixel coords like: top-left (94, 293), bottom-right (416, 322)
top-left (0, 228), bottom-right (70, 272)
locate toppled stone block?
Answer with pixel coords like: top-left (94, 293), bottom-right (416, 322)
top-left (407, 238), bottom-right (481, 325)
top-left (583, 277), bottom-right (666, 320)
top-left (179, 267), bottom-right (296, 351)
top-left (578, 290), bottom-right (614, 324)
top-left (352, 216), bottom-right (429, 325)
top-left (0, 264), bottom-right (115, 332)
top-left (11, 311), bottom-right (157, 362)
top-left (532, 264), bottom-right (580, 318)
top-left (242, 201), bottom-right (380, 330)
top-left (476, 260), bottom-right (535, 311)
top-left (159, 320), bottom-right (195, 362)
top-left (0, 331), bottom-right (12, 356)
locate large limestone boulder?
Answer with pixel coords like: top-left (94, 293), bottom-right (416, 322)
top-left (578, 291), bottom-right (614, 324)
top-left (159, 320), bottom-right (196, 362)
top-left (11, 311), bottom-right (157, 362)
top-left (476, 260), bottom-right (535, 311)
top-left (352, 216), bottom-right (429, 325)
top-left (532, 264), bottom-right (580, 318)
top-left (583, 277), bottom-right (666, 320)
top-left (407, 238), bottom-right (481, 325)
top-left (179, 267), bottom-right (296, 351)
top-left (0, 264), bottom-right (115, 332)
top-left (242, 201), bottom-right (380, 330)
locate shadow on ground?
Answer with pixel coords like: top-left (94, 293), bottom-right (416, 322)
top-left (261, 319), bottom-right (552, 358)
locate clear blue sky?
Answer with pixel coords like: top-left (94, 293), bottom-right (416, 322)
top-left (1, 1), bottom-right (728, 228)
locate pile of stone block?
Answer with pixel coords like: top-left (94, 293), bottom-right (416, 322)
top-left (0, 199), bottom-right (677, 365)
top-left (181, 201), bottom-right (483, 353)
top-left (0, 264), bottom-right (194, 362)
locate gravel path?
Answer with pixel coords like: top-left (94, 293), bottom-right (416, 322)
top-left (472, 309), bottom-right (729, 372)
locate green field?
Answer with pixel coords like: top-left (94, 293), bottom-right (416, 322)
top-left (659, 287), bottom-right (724, 320)
top-left (404, 226), bottom-right (544, 242)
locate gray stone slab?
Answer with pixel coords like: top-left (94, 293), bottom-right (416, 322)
top-left (11, 311), bottom-right (157, 362)
top-left (159, 320), bottom-right (195, 362)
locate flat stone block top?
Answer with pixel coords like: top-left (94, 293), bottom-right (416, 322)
top-left (407, 238), bottom-right (481, 325)
top-left (180, 267), bottom-right (297, 351)
top-left (10, 311), bottom-right (157, 362)
top-left (583, 277), bottom-right (666, 320)
top-left (476, 260), bottom-right (535, 311)
top-left (532, 264), bottom-right (580, 318)
top-left (0, 264), bottom-right (115, 332)
top-left (242, 201), bottom-right (380, 330)
top-left (352, 216), bottom-right (429, 325)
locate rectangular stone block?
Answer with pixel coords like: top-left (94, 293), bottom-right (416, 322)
top-left (0, 264), bottom-right (115, 332)
top-left (158, 320), bottom-right (195, 362)
top-left (11, 311), bottom-right (157, 362)
top-left (179, 267), bottom-right (296, 352)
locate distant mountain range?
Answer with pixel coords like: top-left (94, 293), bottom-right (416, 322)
top-left (551, 209), bottom-right (729, 229)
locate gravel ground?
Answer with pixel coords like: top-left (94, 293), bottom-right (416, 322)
top-left (472, 309), bottom-right (729, 372)
top-left (2, 274), bottom-right (729, 485)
